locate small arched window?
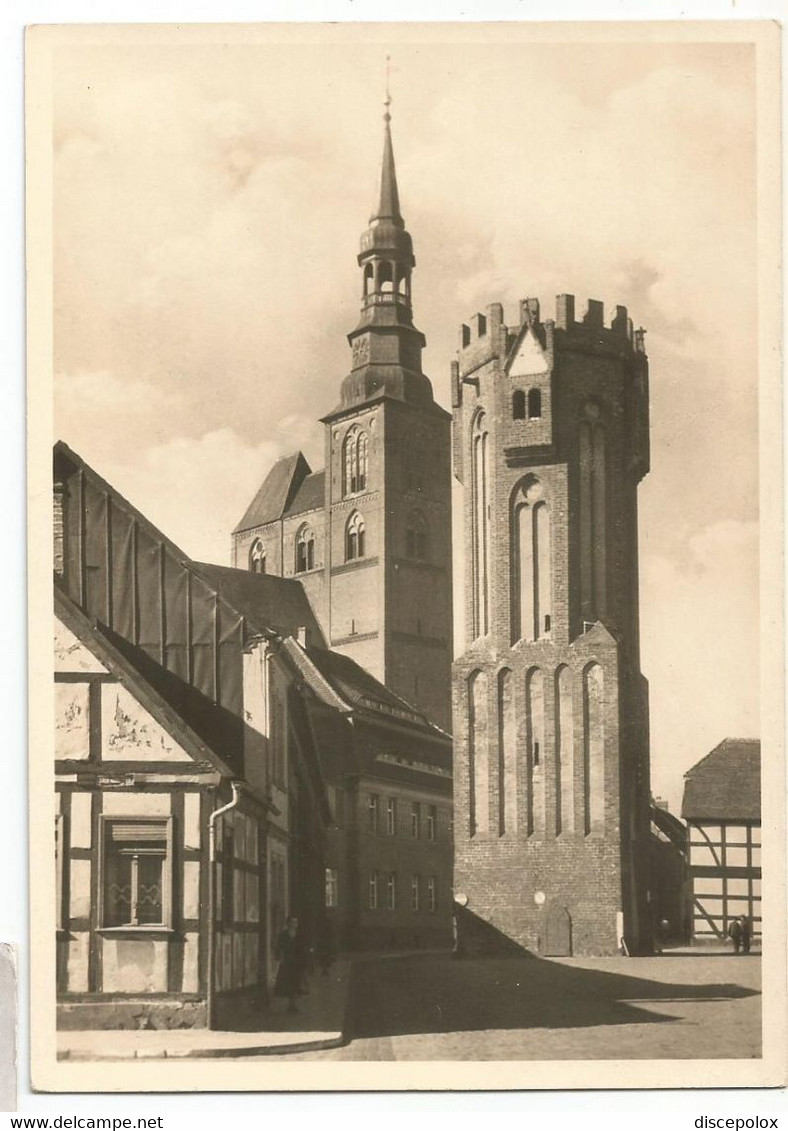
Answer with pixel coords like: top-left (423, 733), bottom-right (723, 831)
top-left (295, 525), bottom-right (315, 573)
top-left (406, 511), bottom-right (428, 560)
top-left (528, 388), bottom-right (542, 419)
top-left (378, 260), bottom-right (394, 294)
top-left (512, 390), bottom-right (526, 420)
top-left (249, 539), bottom-right (266, 575)
top-left (346, 512), bottom-right (365, 561)
top-left (363, 263), bottom-right (374, 297)
top-left (343, 426), bottom-right (369, 496)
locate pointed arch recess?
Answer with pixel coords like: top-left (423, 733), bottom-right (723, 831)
top-left (583, 662), bottom-right (605, 835)
top-left (468, 670), bottom-right (489, 837)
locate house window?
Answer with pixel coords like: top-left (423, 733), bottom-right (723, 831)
top-left (427, 876), bottom-right (437, 913)
top-left (411, 802), bottom-right (421, 839)
top-left (346, 512), bottom-right (366, 561)
top-left (405, 511), bottom-right (428, 560)
top-left (295, 525), bottom-right (315, 573)
top-left (426, 805), bottom-right (437, 841)
top-left (343, 427), bottom-right (369, 496)
top-left (386, 798), bottom-right (397, 836)
top-left (386, 873), bottom-right (397, 911)
top-left (100, 817), bottom-right (173, 929)
top-left (249, 539), bottom-right (266, 574)
top-left (512, 390), bottom-right (526, 420)
top-left (368, 794), bottom-right (379, 834)
top-left (528, 388), bottom-right (542, 419)
top-left (368, 871), bottom-right (379, 910)
top-left (411, 874), bottom-right (420, 912)
top-left (325, 868), bottom-right (338, 908)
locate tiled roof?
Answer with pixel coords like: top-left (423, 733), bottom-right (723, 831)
top-left (284, 470), bottom-right (325, 517)
top-left (192, 562), bottom-right (326, 649)
top-left (232, 452), bottom-right (311, 534)
top-left (681, 738), bottom-right (761, 821)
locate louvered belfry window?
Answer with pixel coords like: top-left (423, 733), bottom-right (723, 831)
top-left (101, 817), bottom-right (173, 928)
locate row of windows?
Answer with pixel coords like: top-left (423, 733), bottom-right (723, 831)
top-left (367, 795), bottom-right (438, 839)
top-left (248, 511), bottom-right (431, 575)
top-left (366, 871), bottom-right (438, 913)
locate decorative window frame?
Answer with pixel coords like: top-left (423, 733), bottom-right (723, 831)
top-left (97, 815), bottom-right (175, 932)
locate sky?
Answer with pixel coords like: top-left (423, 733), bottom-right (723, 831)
top-left (52, 28), bottom-right (760, 812)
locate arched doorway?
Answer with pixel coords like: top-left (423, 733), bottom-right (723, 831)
top-left (542, 903), bottom-right (572, 956)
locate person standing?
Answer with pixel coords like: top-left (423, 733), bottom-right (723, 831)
top-left (728, 915), bottom-right (743, 955)
top-left (739, 914), bottom-right (752, 954)
top-left (274, 916), bottom-right (308, 1012)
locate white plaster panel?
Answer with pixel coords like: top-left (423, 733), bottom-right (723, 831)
top-left (55, 683), bottom-right (90, 760)
top-left (183, 793), bottom-right (201, 849)
top-left (183, 861), bottom-right (201, 921)
top-left (54, 619), bottom-right (108, 674)
top-left (69, 860), bottom-right (92, 920)
top-left (70, 792), bottom-right (93, 849)
top-left (67, 933), bottom-right (90, 992)
top-left (101, 937), bottom-right (168, 994)
top-left (102, 792), bottom-right (170, 816)
top-left (101, 684), bottom-right (187, 762)
top-left (182, 932), bottom-right (199, 994)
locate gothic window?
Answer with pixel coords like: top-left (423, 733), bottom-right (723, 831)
top-left (343, 426), bottom-right (369, 496)
top-left (526, 668), bottom-right (545, 837)
top-left (100, 817), bottom-right (173, 929)
top-left (579, 404), bottom-right (607, 621)
top-left (555, 665), bottom-right (574, 836)
top-left (512, 390), bottom-right (526, 420)
top-left (468, 669), bottom-right (489, 837)
top-left (583, 662), bottom-right (605, 835)
top-left (406, 511), bottom-right (428, 559)
top-left (528, 388), bottom-right (542, 419)
top-left (346, 512), bottom-right (366, 561)
top-left (512, 476), bottom-right (552, 644)
top-left (249, 539), bottom-right (266, 574)
top-left (295, 524), bottom-right (315, 573)
top-left (497, 668), bottom-right (517, 836)
top-left (471, 412), bottom-right (490, 640)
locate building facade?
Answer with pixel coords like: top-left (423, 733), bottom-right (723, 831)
top-left (451, 296), bottom-right (653, 956)
top-left (682, 738), bottom-right (761, 945)
top-left (232, 111), bottom-right (453, 732)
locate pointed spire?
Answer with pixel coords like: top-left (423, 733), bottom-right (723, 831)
top-left (371, 61), bottom-right (403, 227)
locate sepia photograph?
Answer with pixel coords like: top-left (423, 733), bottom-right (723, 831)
top-left (25, 19), bottom-right (785, 1093)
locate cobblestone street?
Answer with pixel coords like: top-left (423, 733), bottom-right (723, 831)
top-left (274, 951), bottom-right (761, 1062)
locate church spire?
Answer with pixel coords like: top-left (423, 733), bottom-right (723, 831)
top-left (372, 99), bottom-right (403, 227)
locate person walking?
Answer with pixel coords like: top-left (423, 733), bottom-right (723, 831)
top-left (728, 915), bottom-right (743, 955)
top-left (739, 914), bottom-right (752, 954)
top-left (274, 915), bottom-right (309, 1012)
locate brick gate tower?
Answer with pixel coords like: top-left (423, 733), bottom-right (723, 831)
top-left (451, 296), bottom-right (653, 955)
top-left (233, 108), bottom-right (453, 730)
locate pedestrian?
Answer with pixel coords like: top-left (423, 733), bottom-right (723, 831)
top-left (274, 915), bottom-right (309, 1012)
top-left (739, 914), bottom-right (752, 954)
top-left (728, 915), bottom-right (743, 955)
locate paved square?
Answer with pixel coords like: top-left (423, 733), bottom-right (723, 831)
top-left (276, 951), bottom-right (761, 1061)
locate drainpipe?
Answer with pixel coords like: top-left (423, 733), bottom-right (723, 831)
top-left (207, 781), bottom-right (242, 1030)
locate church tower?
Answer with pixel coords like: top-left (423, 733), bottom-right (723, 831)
top-left (232, 107), bottom-right (453, 731)
top-left (451, 296), bottom-right (652, 955)
top-left (320, 105), bottom-right (453, 730)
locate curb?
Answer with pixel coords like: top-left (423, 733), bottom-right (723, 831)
top-left (58, 1033), bottom-right (346, 1060)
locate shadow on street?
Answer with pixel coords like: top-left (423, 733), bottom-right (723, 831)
top-left (348, 952), bottom-right (760, 1041)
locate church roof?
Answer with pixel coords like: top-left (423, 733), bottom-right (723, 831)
top-left (232, 452), bottom-right (312, 534)
top-left (191, 562), bottom-right (326, 650)
top-left (681, 738), bottom-right (761, 822)
top-left (284, 469), bottom-right (325, 517)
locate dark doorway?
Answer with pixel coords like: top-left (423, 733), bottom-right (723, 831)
top-left (542, 903), bottom-right (572, 956)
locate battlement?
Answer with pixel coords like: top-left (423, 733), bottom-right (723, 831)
top-left (457, 294), bottom-right (647, 373)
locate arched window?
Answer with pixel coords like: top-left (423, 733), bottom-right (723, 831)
top-left (528, 388), bottom-right (542, 419)
top-left (468, 670), bottom-right (489, 837)
top-left (346, 512), bottom-right (365, 561)
top-left (363, 262), bottom-right (374, 297)
top-left (579, 402), bottom-right (606, 621)
top-left (249, 539), bottom-right (266, 574)
top-left (471, 412), bottom-right (490, 640)
top-left (343, 426), bottom-right (369, 496)
top-left (406, 511), bottom-right (428, 560)
top-left (378, 260), bottom-right (394, 294)
top-left (295, 525), bottom-right (315, 573)
top-left (583, 662), bottom-right (605, 835)
top-left (512, 390), bottom-right (526, 420)
top-left (512, 476), bottom-right (552, 643)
